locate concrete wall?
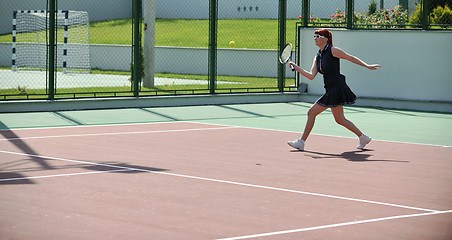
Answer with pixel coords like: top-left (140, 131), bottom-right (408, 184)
top-left (155, 0), bottom-right (401, 19)
top-left (0, 43), bottom-right (292, 78)
top-left (297, 29), bottom-right (452, 102)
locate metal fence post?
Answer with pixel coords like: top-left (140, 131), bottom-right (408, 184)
top-left (278, 0), bottom-right (287, 92)
top-left (422, 0), bottom-right (430, 30)
top-left (399, 0), bottom-right (408, 11)
top-left (209, 0), bottom-right (218, 94)
top-left (48, 0), bottom-right (56, 100)
top-left (346, 0), bottom-right (354, 29)
top-left (302, 0), bottom-right (309, 27)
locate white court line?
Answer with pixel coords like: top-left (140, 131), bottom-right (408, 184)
top-left (0, 149), bottom-right (438, 213)
top-left (186, 121), bottom-right (452, 148)
top-left (216, 210), bottom-right (452, 240)
top-left (0, 121), bottom-right (186, 132)
top-left (0, 169), bottom-right (133, 182)
top-left (1, 120), bottom-right (450, 148)
top-left (0, 126), bottom-right (239, 141)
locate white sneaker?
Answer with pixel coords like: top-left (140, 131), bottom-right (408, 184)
top-left (357, 134), bottom-right (371, 149)
top-left (288, 138), bottom-right (304, 151)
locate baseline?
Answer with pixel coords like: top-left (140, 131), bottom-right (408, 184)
top-left (1, 120), bottom-right (449, 148)
top-left (0, 125), bottom-right (239, 141)
top-left (187, 121), bottom-right (452, 148)
top-left (217, 210), bottom-right (452, 240)
top-left (0, 169), bottom-right (134, 182)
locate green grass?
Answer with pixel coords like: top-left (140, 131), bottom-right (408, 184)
top-left (154, 18), bottom-right (299, 49)
top-left (1, 17), bottom-right (449, 47)
top-left (88, 19), bottom-right (133, 45)
top-left (0, 18), bottom-right (300, 49)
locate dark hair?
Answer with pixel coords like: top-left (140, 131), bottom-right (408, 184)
top-left (314, 29), bottom-right (333, 46)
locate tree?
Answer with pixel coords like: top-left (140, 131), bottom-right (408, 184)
top-left (368, 0), bottom-right (378, 15)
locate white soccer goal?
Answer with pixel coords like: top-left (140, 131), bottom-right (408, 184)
top-left (12, 10), bottom-right (90, 73)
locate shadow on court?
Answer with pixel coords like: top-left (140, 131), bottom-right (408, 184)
top-left (0, 121), bottom-right (54, 170)
top-left (0, 154), bottom-right (169, 186)
top-left (83, 162), bottom-right (169, 174)
top-left (295, 149), bottom-right (410, 163)
top-left (0, 160), bottom-right (169, 185)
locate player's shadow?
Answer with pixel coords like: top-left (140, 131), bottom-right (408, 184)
top-left (297, 149), bottom-right (409, 163)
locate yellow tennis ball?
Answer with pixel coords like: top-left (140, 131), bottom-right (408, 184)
top-left (229, 41), bottom-right (236, 47)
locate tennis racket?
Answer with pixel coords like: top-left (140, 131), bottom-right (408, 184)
top-left (279, 43), bottom-right (295, 71)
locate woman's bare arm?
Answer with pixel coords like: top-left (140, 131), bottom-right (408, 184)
top-left (288, 58), bottom-right (319, 80)
top-left (331, 47), bottom-right (381, 70)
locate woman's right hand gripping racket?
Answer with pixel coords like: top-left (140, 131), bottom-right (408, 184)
top-left (279, 43), bottom-right (295, 71)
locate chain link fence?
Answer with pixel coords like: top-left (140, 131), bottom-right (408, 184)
top-left (0, 0), bottom-right (136, 100)
top-left (215, 2), bottom-right (291, 93)
top-left (0, 1), bottom-right (49, 100)
top-left (0, 0), bottom-right (298, 100)
top-left (0, 0), bottom-right (450, 101)
top-left (140, 1), bottom-right (210, 96)
top-left (142, 0), bottom-right (297, 96)
top-left (301, 0), bottom-right (452, 29)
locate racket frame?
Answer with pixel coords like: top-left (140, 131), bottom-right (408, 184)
top-left (279, 43), bottom-right (295, 70)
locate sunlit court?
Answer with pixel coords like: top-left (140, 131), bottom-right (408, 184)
top-left (1, 104), bottom-right (451, 239)
top-left (1, 0), bottom-right (451, 239)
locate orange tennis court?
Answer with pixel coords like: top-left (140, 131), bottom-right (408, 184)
top-left (1, 121), bottom-right (451, 239)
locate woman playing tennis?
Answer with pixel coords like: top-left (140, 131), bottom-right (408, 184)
top-left (287, 29), bottom-right (381, 151)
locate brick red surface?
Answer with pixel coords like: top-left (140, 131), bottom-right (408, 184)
top-left (1, 122), bottom-right (451, 240)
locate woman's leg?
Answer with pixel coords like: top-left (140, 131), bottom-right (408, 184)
top-left (330, 105), bottom-right (363, 137)
top-left (301, 103), bottom-right (327, 141)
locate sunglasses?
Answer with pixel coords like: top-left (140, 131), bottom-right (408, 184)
top-left (313, 34), bottom-right (327, 39)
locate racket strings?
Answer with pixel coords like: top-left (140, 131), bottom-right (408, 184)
top-left (280, 43), bottom-right (292, 64)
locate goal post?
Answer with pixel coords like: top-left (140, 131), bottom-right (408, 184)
top-left (12, 10), bottom-right (90, 74)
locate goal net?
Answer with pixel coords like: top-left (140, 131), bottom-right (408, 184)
top-left (12, 10), bottom-right (90, 73)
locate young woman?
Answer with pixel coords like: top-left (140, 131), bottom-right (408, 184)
top-left (287, 29), bottom-right (381, 151)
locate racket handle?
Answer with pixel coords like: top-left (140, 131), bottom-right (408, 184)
top-left (289, 62), bottom-right (295, 71)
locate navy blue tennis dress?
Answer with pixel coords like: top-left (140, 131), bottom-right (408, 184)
top-left (315, 45), bottom-right (357, 107)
